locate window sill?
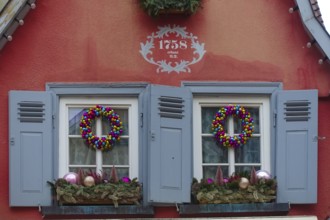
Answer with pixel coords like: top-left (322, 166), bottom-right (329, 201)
top-left (41, 205), bottom-right (154, 219)
top-left (179, 203), bottom-right (289, 217)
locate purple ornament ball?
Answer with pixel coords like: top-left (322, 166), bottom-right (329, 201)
top-left (256, 170), bottom-right (272, 179)
top-left (63, 172), bottom-right (79, 184)
top-left (121, 176), bottom-right (131, 183)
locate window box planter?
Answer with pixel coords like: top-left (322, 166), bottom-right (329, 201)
top-left (140, 0), bottom-right (202, 17)
top-left (179, 203), bottom-right (289, 216)
top-left (50, 178), bottom-right (142, 207)
top-left (192, 181), bottom-right (276, 204)
top-left (41, 205), bottom-right (155, 218)
top-left (191, 169), bottom-right (277, 204)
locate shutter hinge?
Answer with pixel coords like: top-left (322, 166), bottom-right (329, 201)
top-left (176, 203), bottom-right (180, 212)
top-left (140, 113), bottom-right (143, 127)
top-left (314, 136), bottom-right (326, 142)
top-left (273, 112), bottom-right (277, 127)
top-left (150, 131), bottom-right (155, 141)
top-left (10, 137), bottom-right (14, 146)
top-left (52, 114), bottom-right (55, 129)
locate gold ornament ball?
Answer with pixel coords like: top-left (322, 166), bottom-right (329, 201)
top-left (239, 177), bottom-right (250, 189)
top-left (83, 176), bottom-right (95, 187)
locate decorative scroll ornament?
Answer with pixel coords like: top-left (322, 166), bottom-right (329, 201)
top-left (140, 24), bottom-right (206, 73)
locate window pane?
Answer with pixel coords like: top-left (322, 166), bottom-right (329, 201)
top-left (234, 137), bottom-right (260, 163)
top-left (202, 136), bottom-right (228, 163)
top-left (103, 167), bottom-right (129, 179)
top-left (234, 107), bottom-right (260, 133)
top-left (235, 166), bottom-right (261, 175)
top-left (102, 109), bottom-right (128, 136)
top-left (202, 106), bottom-right (230, 134)
top-left (69, 138), bottom-right (96, 165)
top-left (69, 167), bottom-right (96, 174)
top-left (69, 107), bottom-right (88, 135)
top-left (102, 138), bottom-right (129, 165)
top-left (203, 166), bottom-right (229, 179)
top-left (69, 107), bottom-right (96, 135)
top-left (201, 107), bottom-right (219, 133)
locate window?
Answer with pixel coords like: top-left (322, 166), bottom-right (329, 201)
top-left (58, 97), bottom-right (139, 179)
top-left (8, 82), bottom-right (318, 210)
top-left (193, 96), bottom-right (270, 179)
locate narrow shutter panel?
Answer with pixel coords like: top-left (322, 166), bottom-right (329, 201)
top-left (9, 91), bottom-right (53, 206)
top-left (148, 85), bottom-right (192, 203)
top-left (276, 90), bottom-right (318, 204)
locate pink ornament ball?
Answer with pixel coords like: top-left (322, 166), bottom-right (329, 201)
top-left (256, 170), bottom-right (272, 179)
top-left (63, 172), bottom-right (79, 184)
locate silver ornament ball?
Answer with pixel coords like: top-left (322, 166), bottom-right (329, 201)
top-left (256, 170), bottom-right (272, 179)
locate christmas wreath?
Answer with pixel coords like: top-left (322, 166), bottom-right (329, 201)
top-left (212, 105), bottom-right (254, 148)
top-left (80, 105), bottom-right (123, 151)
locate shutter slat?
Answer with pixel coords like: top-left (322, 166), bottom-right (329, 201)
top-left (159, 96), bottom-right (184, 103)
top-left (159, 112), bottom-right (183, 119)
top-left (159, 106), bottom-right (184, 113)
top-left (284, 116), bottom-right (310, 121)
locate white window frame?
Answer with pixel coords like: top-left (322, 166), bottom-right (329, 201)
top-left (193, 95), bottom-right (270, 180)
top-left (58, 96), bottom-right (139, 179)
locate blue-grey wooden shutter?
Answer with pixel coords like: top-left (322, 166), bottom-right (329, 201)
top-left (9, 91), bottom-right (53, 206)
top-left (276, 90), bottom-right (318, 204)
top-left (147, 85), bottom-right (192, 204)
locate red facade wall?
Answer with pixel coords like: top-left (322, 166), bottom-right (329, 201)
top-left (0, 0), bottom-right (330, 219)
